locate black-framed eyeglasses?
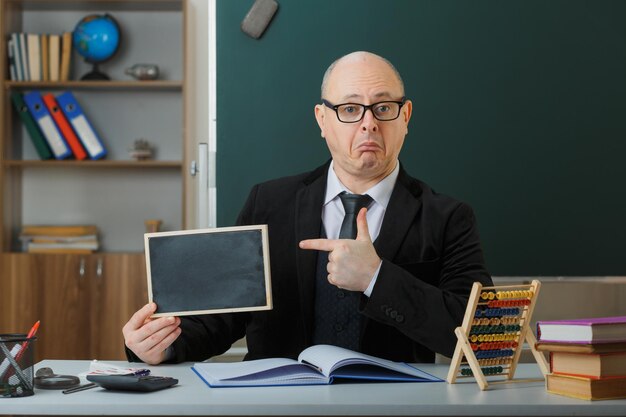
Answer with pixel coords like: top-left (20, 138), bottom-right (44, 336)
top-left (322, 97), bottom-right (406, 123)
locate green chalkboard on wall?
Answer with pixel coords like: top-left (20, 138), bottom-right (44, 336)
top-left (216, 0), bottom-right (626, 276)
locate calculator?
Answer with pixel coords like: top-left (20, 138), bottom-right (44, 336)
top-left (86, 374), bottom-right (178, 392)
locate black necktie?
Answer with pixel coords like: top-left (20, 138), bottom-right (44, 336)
top-left (338, 192), bottom-right (373, 239)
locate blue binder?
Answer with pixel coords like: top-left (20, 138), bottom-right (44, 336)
top-left (23, 91), bottom-right (71, 160)
top-left (56, 91), bottom-right (107, 160)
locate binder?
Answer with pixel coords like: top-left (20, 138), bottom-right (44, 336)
top-left (56, 91), bottom-right (106, 159)
top-left (23, 91), bottom-right (71, 160)
top-left (42, 94), bottom-right (87, 160)
top-left (10, 92), bottom-right (53, 160)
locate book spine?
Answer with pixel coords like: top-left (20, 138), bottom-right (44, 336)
top-left (49, 34), bottom-right (60, 82)
top-left (552, 371), bottom-right (626, 380)
top-left (21, 225), bottom-right (98, 236)
top-left (10, 33), bottom-right (24, 81)
top-left (19, 33), bottom-right (29, 81)
top-left (7, 39), bottom-right (17, 81)
top-left (26, 33), bottom-right (41, 82)
top-left (41, 33), bottom-right (49, 82)
top-left (60, 31), bottom-right (72, 81)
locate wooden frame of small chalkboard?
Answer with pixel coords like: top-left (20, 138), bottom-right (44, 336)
top-left (144, 225), bottom-right (272, 317)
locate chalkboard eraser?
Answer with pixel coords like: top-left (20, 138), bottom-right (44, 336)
top-left (241, 0), bottom-right (279, 39)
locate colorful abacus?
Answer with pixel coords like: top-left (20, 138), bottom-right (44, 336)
top-left (446, 280), bottom-right (549, 390)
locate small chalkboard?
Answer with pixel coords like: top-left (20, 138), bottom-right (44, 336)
top-left (145, 225), bottom-right (272, 317)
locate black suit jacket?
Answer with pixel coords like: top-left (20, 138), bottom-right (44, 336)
top-left (136, 161), bottom-right (492, 364)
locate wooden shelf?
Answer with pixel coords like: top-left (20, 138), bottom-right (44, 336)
top-left (5, 80), bottom-right (183, 90)
top-left (2, 160), bottom-right (183, 168)
top-left (15, 0), bottom-right (182, 12)
top-left (0, 0), bottom-right (186, 364)
top-left (1, 0), bottom-right (188, 252)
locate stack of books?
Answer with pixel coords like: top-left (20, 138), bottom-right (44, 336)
top-left (19, 225), bottom-right (99, 254)
top-left (7, 32), bottom-right (72, 82)
top-left (536, 316), bottom-right (626, 400)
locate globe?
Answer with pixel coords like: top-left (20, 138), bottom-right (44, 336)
top-left (73, 14), bottom-right (121, 80)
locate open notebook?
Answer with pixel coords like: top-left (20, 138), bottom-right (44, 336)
top-left (192, 344), bottom-right (442, 387)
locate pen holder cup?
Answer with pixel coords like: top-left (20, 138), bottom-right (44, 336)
top-left (0, 334), bottom-right (36, 398)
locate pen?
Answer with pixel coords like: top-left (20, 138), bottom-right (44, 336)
top-left (15, 320), bottom-right (41, 362)
top-left (63, 382), bottom-right (98, 394)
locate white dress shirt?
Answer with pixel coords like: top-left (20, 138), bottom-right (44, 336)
top-left (322, 161), bottom-right (400, 297)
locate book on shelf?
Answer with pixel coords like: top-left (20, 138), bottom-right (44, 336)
top-left (21, 225), bottom-right (98, 236)
top-left (537, 316), bottom-right (626, 344)
top-left (41, 34), bottom-right (49, 82)
top-left (7, 38), bottom-right (17, 81)
top-left (192, 344), bottom-right (442, 388)
top-left (27, 247), bottom-right (95, 254)
top-left (546, 373), bottom-right (626, 401)
top-left (42, 93), bottom-right (88, 160)
top-left (27, 240), bottom-right (98, 253)
top-left (9, 33), bottom-right (24, 81)
top-left (19, 225), bottom-right (99, 253)
top-left (19, 234), bottom-right (98, 244)
top-left (10, 92), bottom-right (53, 160)
top-left (48, 34), bottom-right (60, 82)
top-left (60, 31), bottom-right (72, 81)
top-left (18, 33), bottom-right (29, 81)
top-left (26, 33), bottom-right (41, 81)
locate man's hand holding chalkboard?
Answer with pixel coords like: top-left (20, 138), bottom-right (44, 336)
top-left (123, 302), bottom-right (181, 365)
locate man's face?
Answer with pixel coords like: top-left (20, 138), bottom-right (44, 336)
top-left (315, 55), bottom-right (412, 183)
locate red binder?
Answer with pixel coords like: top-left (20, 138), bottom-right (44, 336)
top-left (42, 93), bottom-right (87, 160)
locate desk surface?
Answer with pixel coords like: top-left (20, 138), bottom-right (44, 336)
top-left (2, 360), bottom-right (625, 416)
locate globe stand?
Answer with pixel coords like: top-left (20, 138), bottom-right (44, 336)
top-left (81, 62), bottom-right (110, 81)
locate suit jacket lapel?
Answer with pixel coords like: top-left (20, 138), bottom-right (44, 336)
top-left (295, 162), bottom-right (329, 344)
top-left (374, 165), bottom-right (423, 261)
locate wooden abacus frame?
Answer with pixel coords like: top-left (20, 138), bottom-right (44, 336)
top-left (447, 279), bottom-right (549, 390)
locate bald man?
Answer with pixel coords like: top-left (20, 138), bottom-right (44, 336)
top-left (123, 51), bottom-right (492, 365)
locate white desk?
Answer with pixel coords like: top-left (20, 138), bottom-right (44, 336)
top-left (1, 360), bottom-right (625, 416)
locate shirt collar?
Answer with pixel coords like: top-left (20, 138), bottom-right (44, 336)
top-left (324, 160), bottom-right (400, 209)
